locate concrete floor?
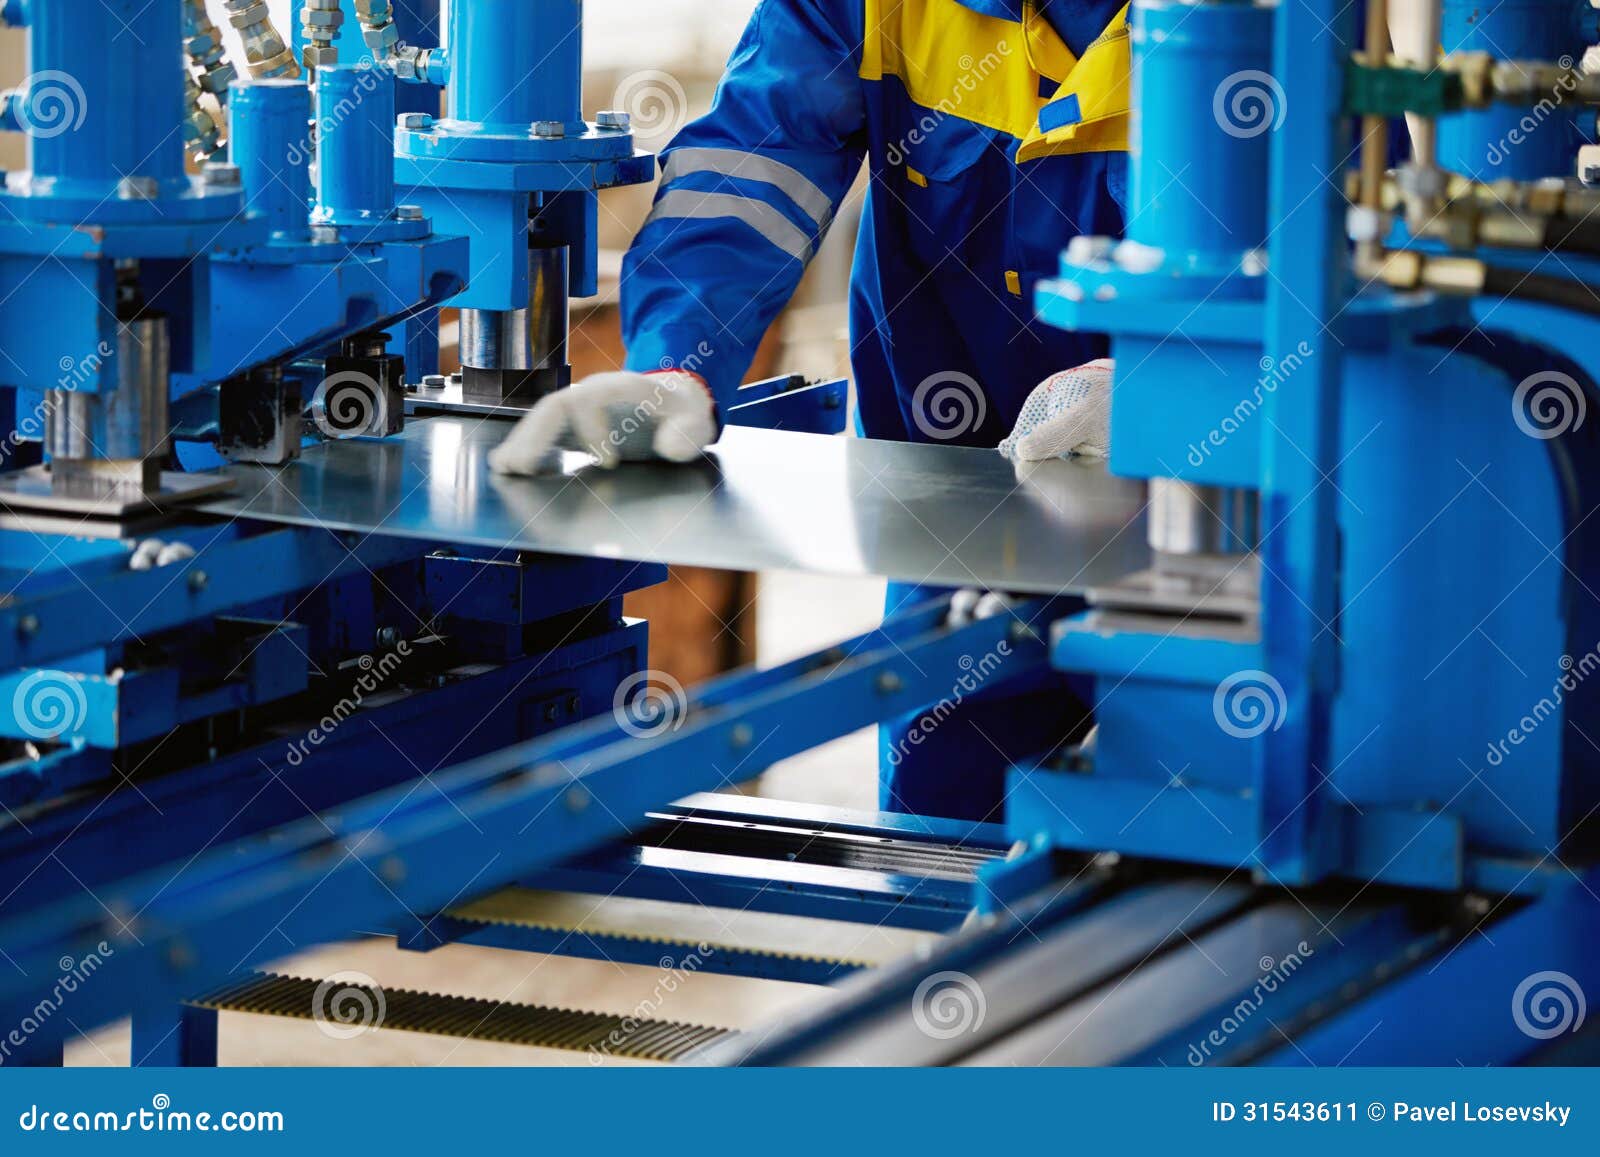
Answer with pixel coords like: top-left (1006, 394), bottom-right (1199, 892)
top-left (69, 572), bottom-right (897, 1067)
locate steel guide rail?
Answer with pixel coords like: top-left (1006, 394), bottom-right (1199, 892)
top-left (0, 596), bottom-right (1053, 1056)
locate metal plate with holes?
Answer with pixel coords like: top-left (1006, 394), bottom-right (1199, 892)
top-left (202, 418), bottom-right (1150, 595)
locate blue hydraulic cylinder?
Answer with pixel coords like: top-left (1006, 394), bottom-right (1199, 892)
top-left (313, 64), bottom-right (398, 227)
top-left (19, 0), bottom-right (186, 201)
top-left (1440, 0), bottom-right (1591, 180)
top-left (1129, 0), bottom-right (1274, 261)
top-left (232, 80), bottom-right (313, 240)
top-left (448, 0), bottom-right (583, 132)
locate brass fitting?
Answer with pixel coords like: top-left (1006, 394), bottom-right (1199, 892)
top-left (223, 0), bottom-right (301, 80)
top-left (301, 0), bottom-right (345, 72)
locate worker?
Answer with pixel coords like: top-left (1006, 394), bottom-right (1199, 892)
top-left (490, 0), bottom-right (1131, 822)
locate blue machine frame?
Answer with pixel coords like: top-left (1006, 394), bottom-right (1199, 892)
top-left (0, 0), bottom-right (1597, 1069)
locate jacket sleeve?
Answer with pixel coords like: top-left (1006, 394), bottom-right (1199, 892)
top-left (621, 0), bottom-right (868, 407)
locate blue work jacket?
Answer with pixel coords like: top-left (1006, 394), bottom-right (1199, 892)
top-left (621, 0), bottom-right (1131, 446)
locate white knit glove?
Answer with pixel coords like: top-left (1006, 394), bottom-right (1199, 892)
top-left (129, 540), bottom-right (196, 571)
top-left (998, 360), bottom-right (1114, 462)
top-left (487, 370), bottom-right (719, 476)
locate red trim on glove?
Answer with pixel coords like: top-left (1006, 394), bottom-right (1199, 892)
top-left (646, 368), bottom-right (723, 438)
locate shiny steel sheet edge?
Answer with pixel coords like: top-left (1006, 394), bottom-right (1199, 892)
top-left (201, 417), bottom-right (1151, 596)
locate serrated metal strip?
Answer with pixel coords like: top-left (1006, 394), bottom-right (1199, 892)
top-left (190, 972), bottom-right (736, 1063)
top-left (445, 888), bottom-right (878, 969)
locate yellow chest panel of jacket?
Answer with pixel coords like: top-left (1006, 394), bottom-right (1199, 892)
top-left (858, 0), bottom-right (1130, 160)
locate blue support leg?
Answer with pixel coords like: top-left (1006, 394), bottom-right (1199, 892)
top-left (132, 1005), bottom-right (218, 1068)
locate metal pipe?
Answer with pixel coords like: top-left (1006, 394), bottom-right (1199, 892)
top-left (1148, 479), bottom-right (1257, 557)
top-left (1357, 0), bottom-right (1392, 269)
top-left (459, 245), bottom-right (571, 403)
top-left (354, 0), bottom-right (446, 84)
top-left (1388, 0), bottom-right (1441, 169)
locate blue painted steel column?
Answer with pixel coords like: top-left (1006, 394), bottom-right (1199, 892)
top-left (447, 0), bottom-right (583, 132)
top-left (313, 63), bottom-right (398, 227)
top-left (1440, 0), bottom-right (1591, 180)
top-left (1255, 0), bottom-right (1352, 882)
top-left (231, 79), bottom-right (313, 239)
top-left (22, 0), bottom-right (187, 200)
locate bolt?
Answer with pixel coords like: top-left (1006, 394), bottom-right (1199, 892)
top-left (564, 786), bottom-right (590, 813)
top-left (532, 120), bottom-right (565, 139)
top-left (380, 856), bottom-right (407, 884)
top-left (393, 203), bottom-right (424, 222)
top-left (397, 112), bottom-right (435, 131)
top-left (201, 161), bottom-right (242, 188)
top-left (117, 176), bottom-right (159, 201)
top-left (17, 614), bottom-right (39, 638)
top-left (729, 723), bottom-right (754, 749)
top-left (1065, 234), bottom-right (1116, 267)
top-left (1008, 620), bottom-right (1038, 644)
top-left (375, 626), bottom-right (398, 648)
top-left (596, 109), bottom-right (631, 130)
top-left (188, 570), bottom-right (209, 592)
top-left (567, 695), bottom-right (581, 714)
top-left (875, 671), bottom-right (903, 694)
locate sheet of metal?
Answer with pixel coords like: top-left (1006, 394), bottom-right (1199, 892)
top-left (201, 417), bottom-right (1150, 594)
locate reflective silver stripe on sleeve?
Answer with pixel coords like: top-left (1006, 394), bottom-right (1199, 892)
top-left (644, 190), bottom-right (815, 264)
top-left (661, 148), bottom-right (835, 231)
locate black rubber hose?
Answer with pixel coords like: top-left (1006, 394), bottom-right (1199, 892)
top-left (1481, 264), bottom-right (1600, 320)
top-left (1542, 214), bottom-right (1600, 257)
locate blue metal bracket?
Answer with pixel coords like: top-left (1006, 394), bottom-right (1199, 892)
top-left (0, 596), bottom-right (1053, 1050)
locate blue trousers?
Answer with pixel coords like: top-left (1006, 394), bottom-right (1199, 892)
top-left (878, 583), bottom-right (1091, 823)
